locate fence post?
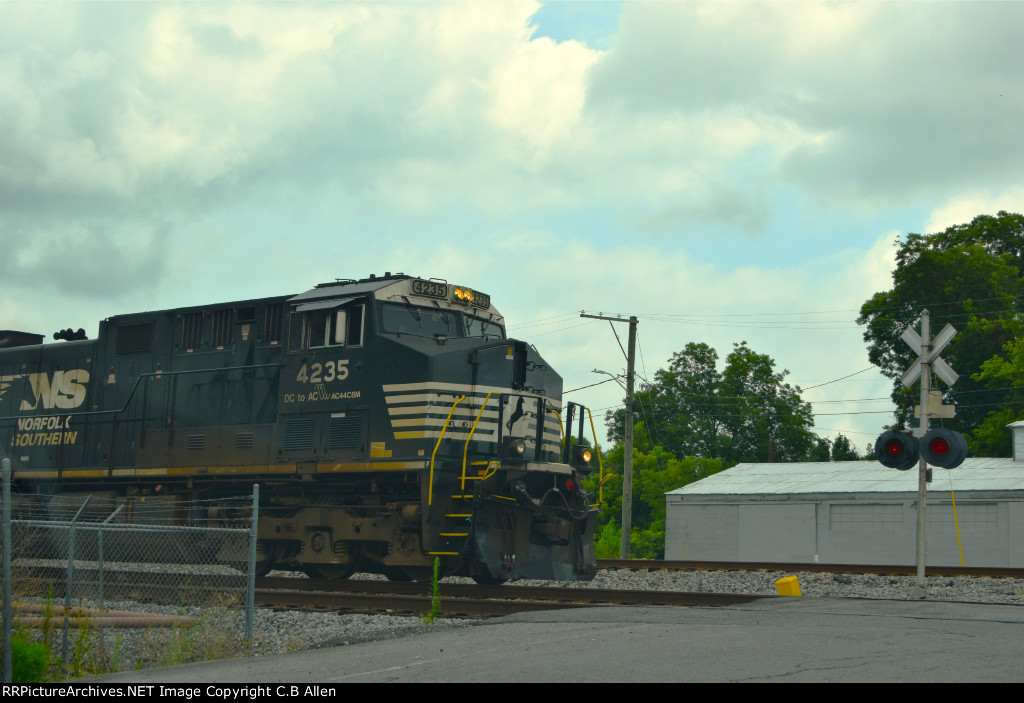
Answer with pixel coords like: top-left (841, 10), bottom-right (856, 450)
top-left (61, 496), bottom-right (91, 675)
top-left (3, 457), bottom-right (11, 684)
top-left (247, 484), bottom-right (259, 645)
top-left (97, 505), bottom-right (125, 607)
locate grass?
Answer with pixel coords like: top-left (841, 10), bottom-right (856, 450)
top-left (4, 585), bottom-right (250, 680)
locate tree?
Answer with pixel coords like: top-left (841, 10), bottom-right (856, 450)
top-left (718, 342), bottom-right (815, 464)
top-left (605, 341), bottom-right (815, 466)
top-left (805, 436), bottom-right (831, 462)
top-left (583, 430), bottom-right (724, 558)
top-left (830, 433), bottom-right (860, 461)
top-left (970, 336), bottom-right (1024, 456)
top-left (858, 212), bottom-right (1024, 443)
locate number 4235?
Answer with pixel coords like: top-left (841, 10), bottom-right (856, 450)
top-left (296, 360), bottom-right (349, 384)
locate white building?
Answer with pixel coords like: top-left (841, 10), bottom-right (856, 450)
top-left (664, 423), bottom-right (1024, 567)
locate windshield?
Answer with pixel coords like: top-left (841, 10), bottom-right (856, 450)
top-left (382, 304), bottom-right (457, 337)
top-left (464, 315), bottom-right (504, 340)
top-left (381, 304), bottom-right (505, 340)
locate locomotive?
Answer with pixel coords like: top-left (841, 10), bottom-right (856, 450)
top-left (0, 273), bottom-right (600, 583)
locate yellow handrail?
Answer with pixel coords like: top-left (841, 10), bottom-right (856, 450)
top-left (585, 406), bottom-right (605, 506)
top-left (548, 408), bottom-right (565, 445)
top-left (429, 394), bottom-right (466, 506)
top-left (462, 392), bottom-right (496, 491)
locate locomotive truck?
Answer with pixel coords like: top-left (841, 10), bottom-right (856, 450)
top-left (0, 274), bottom-right (600, 583)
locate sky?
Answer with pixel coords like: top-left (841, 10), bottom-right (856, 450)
top-left (3, 1), bottom-right (1023, 454)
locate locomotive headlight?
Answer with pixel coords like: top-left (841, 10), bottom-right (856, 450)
top-left (573, 445), bottom-right (593, 471)
top-left (502, 437), bottom-right (527, 459)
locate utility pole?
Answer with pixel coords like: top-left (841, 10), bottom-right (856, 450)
top-left (581, 313), bottom-right (638, 558)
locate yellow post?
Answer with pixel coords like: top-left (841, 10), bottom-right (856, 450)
top-left (951, 489), bottom-right (964, 567)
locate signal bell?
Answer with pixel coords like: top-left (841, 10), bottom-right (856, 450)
top-left (875, 430), bottom-right (919, 471)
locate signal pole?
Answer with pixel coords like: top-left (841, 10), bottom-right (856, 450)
top-left (913, 310), bottom-right (931, 596)
top-left (880, 309), bottom-right (962, 598)
top-left (581, 313), bottom-right (638, 558)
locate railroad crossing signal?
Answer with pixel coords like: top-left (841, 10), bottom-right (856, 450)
top-left (883, 309), bottom-right (969, 595)
top-left (875, 428), bottom-right (967, 471)
top-left (900, 321), bottom-right (958, 388)
top-left (875, 430), bottom-right (918, 471)
top-left (875, 310), bottom-right (967, 471)
top-left (920, 428), bottom-right (968, 469)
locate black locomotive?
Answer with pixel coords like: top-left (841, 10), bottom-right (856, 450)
top-left (0, 274), bottom-right (599, 583)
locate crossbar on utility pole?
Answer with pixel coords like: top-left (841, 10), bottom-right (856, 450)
top-left (581, 313), bottom-right (638, 559)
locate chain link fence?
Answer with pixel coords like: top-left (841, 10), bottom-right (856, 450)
top-left (2, 459), bottom-right (259, 681)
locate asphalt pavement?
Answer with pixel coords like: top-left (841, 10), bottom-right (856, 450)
top-left (78, 597), bottom-right (1024, 683)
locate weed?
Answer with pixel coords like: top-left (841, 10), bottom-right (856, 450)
top-left (7, 632), bottom-right (50, 683)
top-left (421, 557), bottom-right (442, 624)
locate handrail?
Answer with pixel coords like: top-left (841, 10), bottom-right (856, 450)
top-left (428, 394), bottom-right (466, 506)
top-left (461, 392), bottom-right (496, 491)
top-left (547, 408), bottom-right (565, 445)
top-left (585, 406), bottom-right (606, 506)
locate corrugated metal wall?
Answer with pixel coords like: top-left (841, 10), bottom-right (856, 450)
top-left (666, 494), bottom-right (1024, 567)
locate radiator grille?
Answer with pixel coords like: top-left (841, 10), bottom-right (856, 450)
top-left (264, 303), bottom-right (284, 344)
top-left (180, 313), bottom-right (203, 351)
top-left (212, 309), bottom-right (234, 348)
top-left (329, 417), bottom-right (361, 450)
top-left (282, 418), bottom-right (314, 451)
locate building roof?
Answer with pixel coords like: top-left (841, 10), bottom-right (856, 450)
top-left (667, 458), bottom-right (1024, 497)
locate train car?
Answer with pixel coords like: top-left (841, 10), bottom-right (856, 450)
top-left (0, 274), bottom-right (599, 583)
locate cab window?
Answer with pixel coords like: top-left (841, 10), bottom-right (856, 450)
top-left (306, 305), bottom-right (364, 348)
top-left (382, 304), bottom-right (456, 338)
top-left (464, 315), bottom-right (504, 340)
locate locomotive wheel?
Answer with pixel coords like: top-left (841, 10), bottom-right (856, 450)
top-left (302, 562), bottom-right (359, 580)
top-left (301, 541), bottom-right (364, 580)
top-left (382, 567), bottom-right (414, 582)
top-left (471, 572), bottom-right (507, 586)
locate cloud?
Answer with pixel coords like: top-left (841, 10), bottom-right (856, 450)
top-left (923, 189), bottom-right (1024, 233)
top-left (588, 2), bottom-right (1024, 208)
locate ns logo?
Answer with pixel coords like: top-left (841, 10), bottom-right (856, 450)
top-left (0, 370), bottom-right (90, 411)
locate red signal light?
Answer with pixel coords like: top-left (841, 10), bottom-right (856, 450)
top-left (565, 478), bottom-right (574, 492)
top-left (920, 428), bottom-right (967, 469)
top-left (885, 439), bottom-right (905, 457)
top-left (875, 431), bottom-right (919, 470)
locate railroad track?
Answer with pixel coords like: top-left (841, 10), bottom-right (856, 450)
top-left (255, 576), bottom-right (773, 618)
top-left (14, 559), bottom-right (1023, 619)
top-left (597, 559), bottom-right (1024, 578)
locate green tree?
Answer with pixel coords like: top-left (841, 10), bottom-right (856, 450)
top-left (805, 436), bottom-right (831, 462)
top-left (970, 336), bottom-right (1024, 456)
top-left (718, 342), bottom-right (815, 465)
top-left (858, 212), bottom-right (1024, 442)
top-left (584, 434), bottom-right (723, 558)
top-left (605, 341), bottom-right (815, 467)
top-left (830, 433), bottom-right (860, 461)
